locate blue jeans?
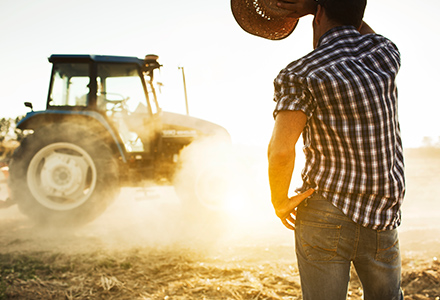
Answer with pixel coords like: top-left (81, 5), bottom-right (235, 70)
top-left (295, 192), bottom-right (404, 300)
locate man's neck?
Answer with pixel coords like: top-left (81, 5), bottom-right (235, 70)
top-left (314, 22), bottom-right (342, 49)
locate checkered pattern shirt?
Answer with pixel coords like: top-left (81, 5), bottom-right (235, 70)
top-left (273, 26), bottom-right (405, 230)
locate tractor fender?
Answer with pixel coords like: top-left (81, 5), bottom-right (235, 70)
top-left (17, 110), bottom-right (128, 162)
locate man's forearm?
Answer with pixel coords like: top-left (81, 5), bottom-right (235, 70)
top-left (268, 149), bottom-right (296, 208)
top-left (268, 110), bottom-right (307, 207)
top-left (276, 0), bottom-right (318, 19)
top-left (267, 111), bottom-right (312, 230)
top-left (268, 142), bottom-right (315, 231)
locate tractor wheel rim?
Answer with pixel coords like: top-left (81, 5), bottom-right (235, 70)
top-left (27, 142), bottom-right (97, 211)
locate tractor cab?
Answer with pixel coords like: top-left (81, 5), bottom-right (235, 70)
top-left (47, 54), bottom-right (164, 155)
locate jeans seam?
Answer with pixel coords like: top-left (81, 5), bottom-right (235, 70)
top-left (352, 224), bottom-right (360, 261)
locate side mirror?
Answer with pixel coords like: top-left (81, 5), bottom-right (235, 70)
top-left (24, 102), bottom-right (33, 111)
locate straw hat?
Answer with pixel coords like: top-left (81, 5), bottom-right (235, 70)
top-left (231, 0), bottom-right (299, 40)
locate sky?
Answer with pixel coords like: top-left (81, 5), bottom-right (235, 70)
top-left (0, 0), bottom-right (439, 148)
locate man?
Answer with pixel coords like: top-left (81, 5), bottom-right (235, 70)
top-left (262, 0), bottom-right (405, 299)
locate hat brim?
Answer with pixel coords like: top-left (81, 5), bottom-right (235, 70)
top-left (231, 0), bottom-right (299, 40)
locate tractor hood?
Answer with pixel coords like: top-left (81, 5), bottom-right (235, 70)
top-left (161, 112), bottom-right (230, 141)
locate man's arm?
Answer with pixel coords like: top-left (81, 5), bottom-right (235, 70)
top-left (276, 0), bottom-right (317, 19)
top-left (276, 0), bottom-right (376, 35)
top-left (268, 110), bottom-right (314, 230)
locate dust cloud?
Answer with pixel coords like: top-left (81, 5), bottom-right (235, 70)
top-left (0, 138), bottom-right (292, 256)
top-left (1, 141), bottom-right (439, 261)
top-left (78, 137), bottom-right (290, 253)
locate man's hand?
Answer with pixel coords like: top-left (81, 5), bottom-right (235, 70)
top-left (276, 0), bottom-right (318, 19)
top-left (273, 188), bottom-right (314, 230)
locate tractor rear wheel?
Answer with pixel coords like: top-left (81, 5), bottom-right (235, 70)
top-left (9, 123), bottom-right (119, 227)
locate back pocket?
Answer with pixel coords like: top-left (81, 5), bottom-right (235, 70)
top-left (376, 229), bottom-right (400, 263)
top-left (299, 220), bottom-right (342, 261)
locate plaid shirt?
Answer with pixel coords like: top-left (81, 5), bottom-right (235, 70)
top-left (273, 26), bottom-right (405, 230)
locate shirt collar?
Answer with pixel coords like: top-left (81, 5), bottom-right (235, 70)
top-left (317, 26), bottom-right (360, 48)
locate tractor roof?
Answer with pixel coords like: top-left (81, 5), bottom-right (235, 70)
top-left (48, 54), bottom-right (160, 70)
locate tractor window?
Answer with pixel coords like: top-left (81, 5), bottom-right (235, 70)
top-left (97, 63), bottom-right (153, 153)
top-left (49, 63), bottom-right (90, 107)
top-left (97, 64), bottom-right (150, 115)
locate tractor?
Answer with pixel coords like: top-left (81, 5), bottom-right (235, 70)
top-left (8, 54), bottom-right (230, 226)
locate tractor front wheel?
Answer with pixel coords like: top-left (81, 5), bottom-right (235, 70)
top-left (9, 123), bottom-right (119, 227)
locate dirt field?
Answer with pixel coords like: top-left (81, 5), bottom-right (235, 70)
top-left (0, 148), bottom-right (439, 300)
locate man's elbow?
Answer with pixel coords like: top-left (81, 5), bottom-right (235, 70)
top-left (268, 145), bottom-right (295, 166)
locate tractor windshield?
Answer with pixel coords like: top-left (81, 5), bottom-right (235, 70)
top-left (97, 63), bottom-right (160, 153)
top-left (97, 63), bottom-right (151, 115)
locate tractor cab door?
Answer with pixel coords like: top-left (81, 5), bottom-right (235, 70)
top-left (96, 63), bottom-right (161, 155)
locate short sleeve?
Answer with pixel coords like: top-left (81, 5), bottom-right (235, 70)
top-left (273, 70), bottom-right (316, 119)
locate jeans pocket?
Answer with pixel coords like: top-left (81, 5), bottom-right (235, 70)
top-left (376, 229), bottom-right (400, 263)
top-left (299, 220), bottom-right (342, 261)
